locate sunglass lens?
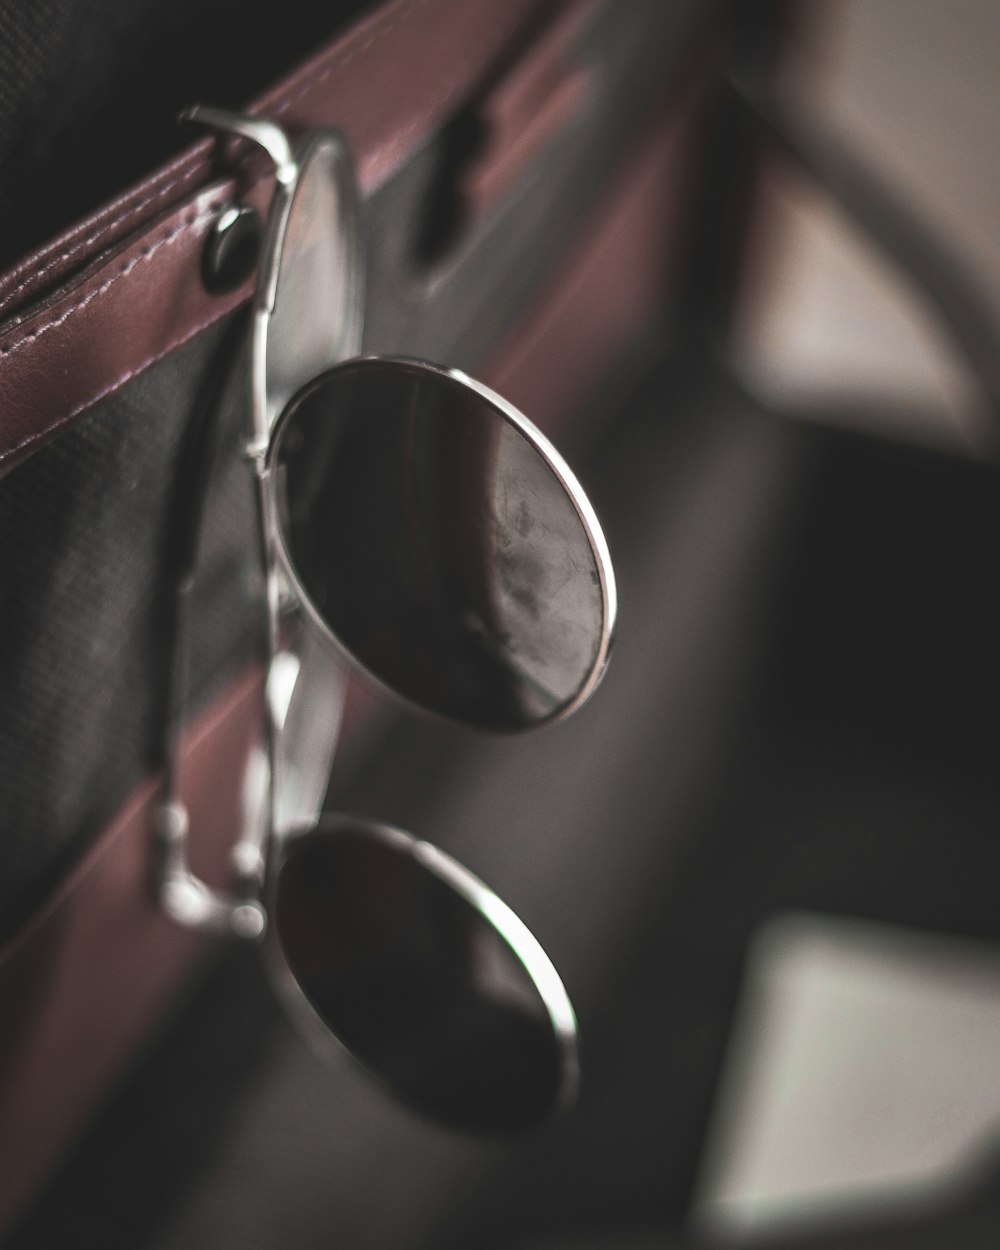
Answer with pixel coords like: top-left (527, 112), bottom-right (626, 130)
top-left (271, 818), bottom-right (577, 1133)
top-left (269, 358), bottom-right (614, 730)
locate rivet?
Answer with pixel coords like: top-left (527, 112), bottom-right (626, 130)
top-left (202, 204), bottom-right (261, 294)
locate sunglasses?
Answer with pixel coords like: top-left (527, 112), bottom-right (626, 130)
top-left (153, 107), bottom-right (615, 1133)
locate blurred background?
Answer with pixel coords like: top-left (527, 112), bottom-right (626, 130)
top-left (731, 0), bottom-right (1000, 454)
top-left (6, 2), bottom-right (1000, 1248)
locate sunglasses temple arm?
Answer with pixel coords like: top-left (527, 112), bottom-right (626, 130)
top-left (156, 106), bottom-right (352, 935)
top-left (180, 105), bottom-right (298, 187)
top-left (151, 311), bottom-right (267, 940)
top-left (152, 106), bottom-right (302, 940)
top-left (225, 470), bottom-right (284, 903)
top-left (181, 105), bottom-right (300, 459)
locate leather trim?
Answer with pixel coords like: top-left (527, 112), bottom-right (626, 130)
top-left (0, 0), bottom-right (555, 477)
top-left (483, 87), bottom-right (700, 428)
top-left (0, 668), bottom-right (263, 1232)
top-left (458, 0), bottom-right (597, 228)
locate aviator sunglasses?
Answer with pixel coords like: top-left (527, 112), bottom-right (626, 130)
top-left (153, 108), bottom-right (616, 1133)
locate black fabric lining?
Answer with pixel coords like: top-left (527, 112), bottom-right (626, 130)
top-left (0, 321), bottom-right (258, 940)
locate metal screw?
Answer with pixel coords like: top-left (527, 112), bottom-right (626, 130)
top-left (202, 204), bottom-right (261, 294)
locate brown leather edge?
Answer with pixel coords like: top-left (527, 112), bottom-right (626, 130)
top-left (0, 0), bottom-right (552, 477)
top-left (0, 667), bottom-right (263, 1232)
top-left (482, 84), bottom-right (702, 429)
top-left (0, 0), bottom-right (392, 317)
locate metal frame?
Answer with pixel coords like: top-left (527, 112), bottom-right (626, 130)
top-left (263, 814), bottom-right (581, 1122)
top-left (266, 355), bottom-right (618, 731)
top-left (154, 108), bottom-right (363, 938)
top-left (147, 107), bottom-right (609, 1128)
top-left (152, 108), bottom-right (616, 933)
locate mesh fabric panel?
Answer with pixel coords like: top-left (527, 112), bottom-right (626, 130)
top-left (0, 325), bottom-right (257, 939)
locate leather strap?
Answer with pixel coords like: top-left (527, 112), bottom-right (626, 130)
top-left (0, 0), bottom-right (553, 476)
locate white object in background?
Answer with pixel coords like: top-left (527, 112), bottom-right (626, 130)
top-left (692, 912), bottom-right (1000, 1241)
top-left (730, 0), bottom-right (1000, 455)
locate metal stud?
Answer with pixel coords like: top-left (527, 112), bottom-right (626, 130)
top-left (202, 204), bottom-right (261, 295)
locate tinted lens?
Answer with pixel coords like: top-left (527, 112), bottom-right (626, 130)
top-left (270, 817), bottom-right (578, 1134)
top-left (268, 358), bottom-right (615, 730)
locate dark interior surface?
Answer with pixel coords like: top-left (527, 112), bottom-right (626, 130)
top-left (10, 358), bottom-right (1000, 1249)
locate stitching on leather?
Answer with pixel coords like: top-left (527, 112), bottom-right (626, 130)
top-left (0, 282), bottom-right (247, 469)
top-left (270, 0), bottom-right (427, 116)
top-left (0, 199), bottom-right (227, 360)
top-left (0, 171), bottom-right (206, 312)
top-left (0, 0), bottom-right (515, 363)
top-left (0, 0), bottom-right (416, 316)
